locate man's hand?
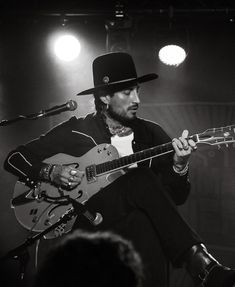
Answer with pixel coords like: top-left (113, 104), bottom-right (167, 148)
top-left (172, 130), bottom-right (197, 171)
top-left (50, 164), bottom-right (84, 189)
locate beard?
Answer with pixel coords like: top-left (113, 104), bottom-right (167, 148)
top-left (107, 105), bottom-right (137, 126)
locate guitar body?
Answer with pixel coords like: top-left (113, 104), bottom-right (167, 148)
top-left (12, 144), bottom-right (124, 237)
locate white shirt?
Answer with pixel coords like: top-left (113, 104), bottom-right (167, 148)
top-left (111, 133), bottom-right (137, 168)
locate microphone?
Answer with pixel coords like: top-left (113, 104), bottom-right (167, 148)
top-left (0, 100), bottom-right (78, 126)
top-left (39, 100), bottom-right (77, 118)
top-left (83, 211), bottom-right (103, 226)
top-left (69, 198), bottom-right (103, 226)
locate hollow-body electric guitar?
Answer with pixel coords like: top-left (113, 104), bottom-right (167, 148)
top-left (11, 125), bottom-right (235, 238)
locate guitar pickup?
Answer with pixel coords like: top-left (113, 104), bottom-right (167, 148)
top-left (86, 164), bottom-right (97, 183)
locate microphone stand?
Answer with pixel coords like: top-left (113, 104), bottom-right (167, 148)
top-left (0, 100), bottom-right (77, 126)
top-left (0, 109), bottom-right (57, 126)
top-left (1, 199), bottom-right (102, 281)
top-left (0, 208), bottom-right (76, 281)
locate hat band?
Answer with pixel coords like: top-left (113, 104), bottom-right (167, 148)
top-left (96, 77), bottom-right (137, 87)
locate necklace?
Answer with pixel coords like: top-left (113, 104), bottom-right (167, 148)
top-left (108, 125), bottom-right (132, 136)
top-left (102, 112), bottom-right (133, 136)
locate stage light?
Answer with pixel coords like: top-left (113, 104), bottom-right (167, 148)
top-left (158, 44), bottom-right (187, 66)
top-left (105, 18), bottom-right (132, 53)
top-left (54, 34), bottom-right (81, 62)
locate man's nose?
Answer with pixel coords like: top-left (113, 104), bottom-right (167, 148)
top-left (131, 89), bottom-right (140, 103)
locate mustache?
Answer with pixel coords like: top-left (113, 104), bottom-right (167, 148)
top-left (128, 104), bottom-right (139, 110)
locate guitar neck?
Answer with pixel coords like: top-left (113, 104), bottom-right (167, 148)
top-left (96, 134), bottom-right (198, 175)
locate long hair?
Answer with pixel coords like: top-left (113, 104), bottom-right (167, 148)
top-left (94, 89), bottom-right (108, 114)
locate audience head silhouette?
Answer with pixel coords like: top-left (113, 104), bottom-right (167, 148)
top-left (34, 230), bottom-right (143, 287)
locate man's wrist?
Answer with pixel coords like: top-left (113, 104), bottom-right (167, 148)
top-left (173, 161), bottom-right (189, 176)
top-left (39, 163), bottom-right (54, 182)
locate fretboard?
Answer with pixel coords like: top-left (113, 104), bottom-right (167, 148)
top-left (95, 134), bottom-right (197, 175)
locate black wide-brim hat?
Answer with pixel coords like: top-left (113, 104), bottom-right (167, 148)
top-left (77, 52), bottom-right (158, 96)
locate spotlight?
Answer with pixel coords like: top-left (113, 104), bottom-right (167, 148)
top-left (156, 25), bottom-right (188, 67)
top-left (158, 44), bottom-right (187, 67)
top-left (156, 6), bottom-right (188, 67)
top-left (54, 34), bottom-right (81, 62)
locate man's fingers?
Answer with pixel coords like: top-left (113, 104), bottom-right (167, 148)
top-left (70, 169), bottom-right (78, 176)
top-left (182, 129), bottom-right (189, 139)
top-left (173, 130), bottom-right (198, 152)
top-left (70, 169), bottom-right (84, 178)
top-left (179, 137), bottom-right (189, 150)
top-left (172, 138), bottom-right (182, 148)
top-left (188, 139), bottom-right (197, 147)
top-left (173, 138), bottom-right (187, 151)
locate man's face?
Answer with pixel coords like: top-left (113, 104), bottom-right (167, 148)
top-left (107, 85), bottom-right (140, 123)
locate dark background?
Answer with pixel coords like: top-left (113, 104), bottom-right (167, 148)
top-left (0, 1), bottom-right (235, 286)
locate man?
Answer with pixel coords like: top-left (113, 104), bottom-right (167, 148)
top-left (33, 230), bottom-right (143, 287)
top-left (4, 52), bottom-right (235, 287)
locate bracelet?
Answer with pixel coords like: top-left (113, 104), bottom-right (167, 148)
top-left (39, 163), bottom-right (54, 182)
top-left (173, 162), bottom-right (189, 176)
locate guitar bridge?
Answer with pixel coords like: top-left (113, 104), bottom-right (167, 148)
top-left (86, 164), bottom-right (97, 183)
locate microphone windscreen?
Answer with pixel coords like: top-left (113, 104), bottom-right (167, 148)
top-left (67, 100), bottom-right (78, 111)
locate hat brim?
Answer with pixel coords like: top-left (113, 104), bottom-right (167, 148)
top-left (77, 73), bottom-right (158, 96)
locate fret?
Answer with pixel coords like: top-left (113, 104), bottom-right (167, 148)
top-left (107, 159), bottom-right (116, 170)
top-left (95, 164), bottom-right (102, 174)
top-left (112, 159), bottom-right (120, 169)
top-left (123, 156), bottom-right (129, 165)
top-left (118, 157), bottom-right (126, 167)
top-left (103, 161), bottom-right (110, 171)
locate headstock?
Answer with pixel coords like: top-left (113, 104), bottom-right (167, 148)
top-left (196, 125), bottom-right (235, 146)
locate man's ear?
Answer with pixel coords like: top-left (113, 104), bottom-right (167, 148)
top-left (100, 95), bottom-right (111, 105)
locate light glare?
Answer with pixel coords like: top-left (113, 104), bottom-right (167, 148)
top-left (158, 45), bottom-right (186, 67)
top-left (54, 35), bottom-right (81, 62)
